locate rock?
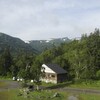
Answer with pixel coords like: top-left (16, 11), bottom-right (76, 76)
top-left (31, 80), bottom-right (33, 83)
top-left (17, 78), bottom-right (20, 82)
top-left (12, 77), bottom-right (16, 81)
top-left (68, 95), bottom-right (79, 100)
top-left (20, 78), bottom-right (23, 81)
top-left (52, 92), bottom-right (60, 98)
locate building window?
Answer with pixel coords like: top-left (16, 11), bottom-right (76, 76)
top-left (51, 75), bottom-right (55, 78)
top-left (48, 74), bottom-right (55, 78)
top-left (41, 67), bottom-right (45, 72)
top-left (48, 74), bottom-right (51, 77)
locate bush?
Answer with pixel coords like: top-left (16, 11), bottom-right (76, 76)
top-left (96, 70), bottom-right (100, 79)
top-left (21, 82), bottom-right (28, 88)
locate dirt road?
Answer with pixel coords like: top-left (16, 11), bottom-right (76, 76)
top-left (58, 87), bottom-right (100, 95)
top-left (0, 80), bottom-right (20, 91)
top-left (0, 80), bottom-right (100, 95)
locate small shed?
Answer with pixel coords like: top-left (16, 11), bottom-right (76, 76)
top-left (41, 64), bottom-right (67, 84)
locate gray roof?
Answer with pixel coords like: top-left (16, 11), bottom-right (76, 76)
top-left (46, 64), bottom-right (67, 74)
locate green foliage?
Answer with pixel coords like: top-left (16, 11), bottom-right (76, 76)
top-left (0, 32), bottom-right (36, 55)
top-left (29, 37), bottom-right (70, 53)
top-left (0, 47), bottom-right (12, 76)
top-left (35, 29), bottom-right (100, 80)
top-left (0, 29), bottom-right (100, 82)
top-left (21, 82), bottom-right (28, 88)
top-left (96, 70), bottom-right (100, 79)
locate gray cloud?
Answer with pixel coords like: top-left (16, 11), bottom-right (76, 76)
top-left (0, 0), bottom-right (100, 40)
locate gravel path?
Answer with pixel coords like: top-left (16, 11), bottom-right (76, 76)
top-left (58, 87), bottom-right (100, 95)
top-left (68, 95), bottom-right (79, 100)
top-left (0, 80), bottom-right (100, 95)
top-left (0, 80), bottom-right (21, 91)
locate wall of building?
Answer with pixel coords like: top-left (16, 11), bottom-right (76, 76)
top-left (41, 72), bottom-right (57, 84)
top-left (41, 78), bottom-right (57, 84)
top-left (57, 73), bottom-right (67, 83)
top-left (42, 64), bottom-right (55, 73)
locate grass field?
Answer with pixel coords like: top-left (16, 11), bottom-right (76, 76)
top-left (69, 80), bottom-right (100, 90)
top-left (0, 89), bottom-right (100, 100)
top-left (41, 80), bottom-right (100, 90)
top-left (0, 79), bottom-right (100, 100)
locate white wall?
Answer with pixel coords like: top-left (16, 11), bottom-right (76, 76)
top-left (41, 78), bottom-right (57, 84)
top-left (42, 64), bottom-right (56, 74)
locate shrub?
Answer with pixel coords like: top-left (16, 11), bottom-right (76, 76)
top-left (96, 70), bottom-right (100, 79)
top-left (21, 82), bottom-right (28, 88)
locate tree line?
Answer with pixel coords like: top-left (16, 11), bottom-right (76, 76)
top-left (0, 29), bottom-right (100, 81)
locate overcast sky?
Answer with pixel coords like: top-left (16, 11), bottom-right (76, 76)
top-left (0, 0), bottom-right (100, 40)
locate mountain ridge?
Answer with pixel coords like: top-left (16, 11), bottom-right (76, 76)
top-left (28, 37), bottom-right (71, 53)
top-left (0, 32), bottom-right (71, 54)
top-left (0, 32), bottom-right (37, 55)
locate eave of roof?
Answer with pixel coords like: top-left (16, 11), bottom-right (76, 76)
top-left (45, 64), bottom-right (67, 74)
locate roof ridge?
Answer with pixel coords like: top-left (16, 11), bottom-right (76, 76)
top-left (44, 63), bottom-right (67, 74)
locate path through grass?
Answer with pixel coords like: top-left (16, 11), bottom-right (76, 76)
top-left (0, 81), bottom-right (7, 88)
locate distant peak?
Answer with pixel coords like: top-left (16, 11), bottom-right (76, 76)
top-left (25, 40), bottom-right (30, 44)
top-left (0, 32), bottom-right (5, 36)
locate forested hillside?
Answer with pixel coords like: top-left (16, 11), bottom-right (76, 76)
top-left (0, 32), bottom-right (37, 55)
top-left (0, 29), bottom-right (100, 81)
top-left (34, 29), bottom-right (100, 80)
top-left (29, 37), bottom-right (71, 53)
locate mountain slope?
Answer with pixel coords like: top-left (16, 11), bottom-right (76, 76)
top-left (0, 32), bottom-right (37, 55)
top-left (29, 37), bottom-right (71, 53)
